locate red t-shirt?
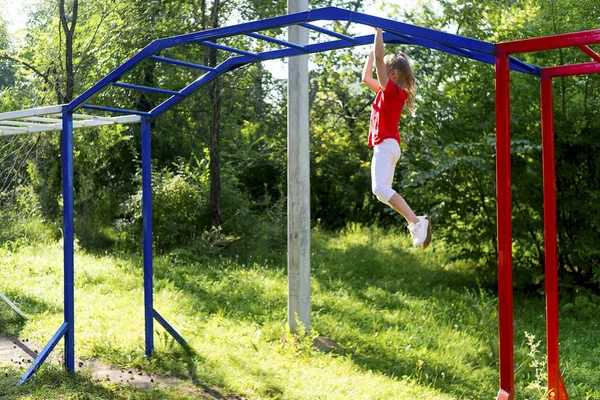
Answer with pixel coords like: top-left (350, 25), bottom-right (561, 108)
top-left (368, 79), bottom-right (407, 147)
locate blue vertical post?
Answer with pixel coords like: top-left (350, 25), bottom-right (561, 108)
top-left (61, 110), bottom-right (75, 372)
top-left (141, 117), bottom-right (154, 358)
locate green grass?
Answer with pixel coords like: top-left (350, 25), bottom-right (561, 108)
top-left (1, 224), bottom-right (599, 399)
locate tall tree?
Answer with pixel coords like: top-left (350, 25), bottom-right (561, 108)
top-left (59, 0), bottom-right (78, 103)
top-left (0, 16), bottom-right (15, 89)
top-left (199, 0), bottom-right (231, 228)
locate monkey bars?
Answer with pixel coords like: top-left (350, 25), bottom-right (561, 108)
top-left (1, 6), bottom-right (598, 398)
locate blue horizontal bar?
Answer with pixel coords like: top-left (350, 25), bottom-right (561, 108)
top-left (153, 309), bottom-right (188, 349)
top-left (152, 11), bottom-right (316, 49)
top-left (69, 10), bottom-right (319, 111)
top-left (74, 6), bottom-right (540, 118)
top-left (300, 23), bottom-right (356, 43)
top-left (246, 32), bottom-right (307, 52)
top-left (151, 71), bottom-right (219, 116)
top-left (312, 7), bottom-right (496, 55)
top-left (151, 31), bottom-right (539, 118)
top-left (19, 322), bottom-right (68, 385)
top-left (378, 32), bottom-right (537, 75)
top-left (444, 43), bottom-right (473, 56)
top-left (509, 57), bottom-right (539, 73)
top-left (150, 55), bottom-right (216, 71)
top-left (113, 82), bottom-right (183, 97)
top-left (82, 104), bottom-right (152, 116)
top-left (386, 32), bottom-right (473, 57)
top-left (199, 41), bottom-right (262, 59)
top-left (68, 42), bottom-right (160, 111)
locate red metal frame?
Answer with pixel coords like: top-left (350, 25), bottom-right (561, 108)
top-left (497, 29), bottom-right (600, 53)
top-left (494, 29), bottom-right (600, 400)
top-left (495, 52), bottom-right (514, 400)
top-left (578, 45), bottom-right (600, 63)
top-left (541, 76), bottom-right (562, 400)
top-left (543, 61), bottom-right (600, 78)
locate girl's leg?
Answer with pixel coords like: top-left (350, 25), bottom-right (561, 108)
top-left (388, 193), bottom-right (418, 225)
top-left (371, 139), bottom-right (418, 225)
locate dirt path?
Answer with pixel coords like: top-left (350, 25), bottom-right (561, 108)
top-left (0, 335), bottom-right (243, 399)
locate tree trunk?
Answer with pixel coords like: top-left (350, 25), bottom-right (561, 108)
top-left (205, 0), bottom-right (223, 228)
top-left (549, 0), bottom-right (566, 114)
top-left (59, 0), bottom-right (78, 103)
top-left (135, 63), bottom-right (156, 112)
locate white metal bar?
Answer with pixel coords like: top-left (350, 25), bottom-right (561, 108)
top-left (0, 105), bottom-right (65, 121)
top-left (0, 115), bottom-right (141, 136)
top-left (0, 125), bottom-right (28, 132)
top-left (0, 292), bottom-right (27, 319)
top-left (0, 120), bottom-right (58, 128)
top-left (2, 120), bottom-right (86, 131)
top-left (23, 117), bottom-right (64, 123)
top-left (78, 115), bottom-right (141, 127)
top-left (25, 114), bottom-right (131, 123)
top-left (72, 113), bottom-right (117, 122)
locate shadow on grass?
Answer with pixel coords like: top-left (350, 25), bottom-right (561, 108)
top-left (150, 347), bottom-right (246, 400)
top-left (0, 366), bottom-right (126, 400)
top-left (0, 290), bottom-right (54, 337)
top-left (308, 238), bottom-right (498, 398)
top-left (128, 231), bottom-right (500, 398)
top-left (0, 363), bottom-right (228, 400)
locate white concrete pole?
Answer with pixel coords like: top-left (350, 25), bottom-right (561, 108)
top-left (287, 0), bottom-right (310, 334)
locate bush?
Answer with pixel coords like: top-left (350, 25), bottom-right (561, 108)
top-left (119, 156), bottom-right (286, 256)
top-left (0, 185), bottom-right (58, 247)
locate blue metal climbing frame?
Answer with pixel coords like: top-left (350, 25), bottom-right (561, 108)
top-left (69, 6), bottom-right (539, 117)
top-left (11, 5), bottom-right (543, 386)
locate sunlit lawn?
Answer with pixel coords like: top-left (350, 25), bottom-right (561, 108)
top-left (1, 225), bottom-right (599, 399)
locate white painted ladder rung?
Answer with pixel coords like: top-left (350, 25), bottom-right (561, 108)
top-left (72, 113), bottom-right (118, 122)
top-left (23, 117), bottom-right (64, 123)
top-left (0, 114), bottom-right (142, 136)
top-left (0, 105), bottom-right (64, 121)
top-left (0, 125), bottom-right (28, 132)
top-left (0, 120), bottom-right (59, 128)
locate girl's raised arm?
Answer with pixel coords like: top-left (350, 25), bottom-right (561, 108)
top-left (361, 51), bottom-right (380, 92)
top-left (373, 28), bottom-right (389, 89)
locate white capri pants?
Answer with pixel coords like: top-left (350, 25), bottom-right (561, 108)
top-left (371, 138), bottom-right (401, 204)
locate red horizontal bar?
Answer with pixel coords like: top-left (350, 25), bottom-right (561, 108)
top-left (498, 29), bottom-right (600, 54)
top-left (578, 45), bottom-right (600, 63)
top-left (542, 62), bottom-right (600, 78)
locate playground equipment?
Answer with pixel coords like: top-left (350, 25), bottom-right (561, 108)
top-left (1, 6), bottom-right (598, 399)
top-left (0, 291), bottom-right (27, 319)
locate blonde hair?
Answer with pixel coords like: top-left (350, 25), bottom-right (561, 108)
top-left (385, 53), bottom-right (416, 117)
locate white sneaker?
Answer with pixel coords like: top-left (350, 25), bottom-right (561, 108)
top-left (408, 216), bottom-right (431, 248)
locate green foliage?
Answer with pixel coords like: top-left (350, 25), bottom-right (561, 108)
top-left (1, 226), bottom-right (600, 398)
top-left (522, 331), bottom-right (549, 399)
top-left (309, 47), bottom-right (381, 228)
top-left (0, 17), bottom-right (15, 88)
top-left (119, 157), bottom-right (210, 251)
top-left (0, 0), bottom-right (599, 287)
top-left (381, 0), bottom-right (600, 285)
top-left (119, 155), bottom-right (285, 255)
top-left (0, 184), bottom-right (58, 247)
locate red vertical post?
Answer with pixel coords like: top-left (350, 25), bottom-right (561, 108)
top-left (495, 52), bottom-right (514, 400)
top-left (541, 76), bottom-right (563, 400)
